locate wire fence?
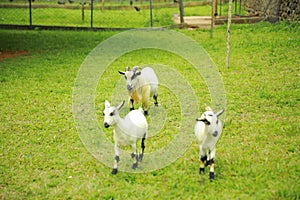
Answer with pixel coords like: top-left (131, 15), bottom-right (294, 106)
top-left (0, 0), bottom-right (246, 29)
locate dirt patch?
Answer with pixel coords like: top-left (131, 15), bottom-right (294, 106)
top-left (0, 50), bottom-right (29, 61)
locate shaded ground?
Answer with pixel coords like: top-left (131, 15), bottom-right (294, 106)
top-left (0, 50), bottom-right (29, 61)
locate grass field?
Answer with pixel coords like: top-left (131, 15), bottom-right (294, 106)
top-left (0, 6), bottom-right (211, 27)
top-left (0, 22), bottom-right (300, 199)
top-left (0, 2), bottom-right (241, 28)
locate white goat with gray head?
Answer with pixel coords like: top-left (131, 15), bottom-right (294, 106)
top-left (194, 106), bottom-right (224, 180)
top-left (118, 66), bottom-right (158, 115)
top-left (103, 100), bottom-right (148, 175)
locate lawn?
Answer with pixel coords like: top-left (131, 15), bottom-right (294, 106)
top-left (0, 1), bottom-right (243, 28)
top-left (0, 22), bottom-right (299, 199)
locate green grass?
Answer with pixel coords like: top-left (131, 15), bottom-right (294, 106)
top-left (1, 22), bottom-right (300, 199)
top-left (0, 2), bottom-right (244, 28)
top-left (0, 7), bottom-right (174, 27)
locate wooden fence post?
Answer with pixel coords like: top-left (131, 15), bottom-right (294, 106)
top-left (179, 0), bottom-right (184, 23)
top-left (226, 0), bottom-right (233, 68)
top-left (210, 0), bottom-right (214, 38)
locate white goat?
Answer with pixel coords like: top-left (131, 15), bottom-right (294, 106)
top-left (194, 107), bottom-right (224, 180)
top-left (118, 66), bottom-right (158, 115)
top-left (103, 100), bottom-right (148, 175)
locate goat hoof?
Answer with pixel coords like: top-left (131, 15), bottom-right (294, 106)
top-left (132, 163), bottom-right (138, 169)
top-left (199, 168), bottom-right (205, 174)
top-left (154, 102), bottom-right (158, 107)
top-left (138, 154), bottom-right (144, 161)
top-left (209, 172), bottom-right (214, 180)
top-left (111, 168), bottom-right (118, 175)
top-left (144, 110), bottom-right (148, 116)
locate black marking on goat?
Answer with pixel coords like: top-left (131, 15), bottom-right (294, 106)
top-left (118, 70), bottom-right (125, 75)
top-left (104, 122), bottom-right (110, 128)
top-left (141, 137), bottom-right (146, 149)
top-left (205, 158), bottom-right (214, 167)
top-left (131, 73), bottom-right (137, 80)
top-left (131, 153), bottom-right (136, 159)
top-left (212, 131), bottom-right (218, 137)
top-left (130, 71), bottom-right (141, 80)
top-left (127, 84), bottom-right (133, 91)
top-left (200, 155), bottom-right (207, 162)
top-left (132, 153), bottom-right (139, 169)
top-left (130, 99), bottom-right (134, 111)
top-left (196, 118), bottom-right (210, 125)
top-left (199, 168), bottom-right (205, 174)
top-left (209, 172), bottom-right (215, 180)
top-left (141, 134), bottom-right (146, 149)
top-left (144, 110), bottom-right (148, 116)
top-left (139, 133), bottom-right (146, 161)
top-left (216, 119), bottom-right (219, 124)
top-left (154, 94), bottom-right (158, 106)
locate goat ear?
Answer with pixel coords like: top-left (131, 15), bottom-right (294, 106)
top-left (105, 100), bottom-right (110, 108)
top-left (216, 109), bottom-right (225, 117)
top-left (135, 71), bottom-right (141, 76)
top-left (117, 100), bottom-right (125, 111)
top-left (118, 71), bottom-right (125, 75)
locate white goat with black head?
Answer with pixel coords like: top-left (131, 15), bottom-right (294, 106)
top-left (194, 107), bottom-right (224, 180)
top-left (118, 66), bottom-right (158, 115)
top-left (103, 100), bottom-right (148, 175)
